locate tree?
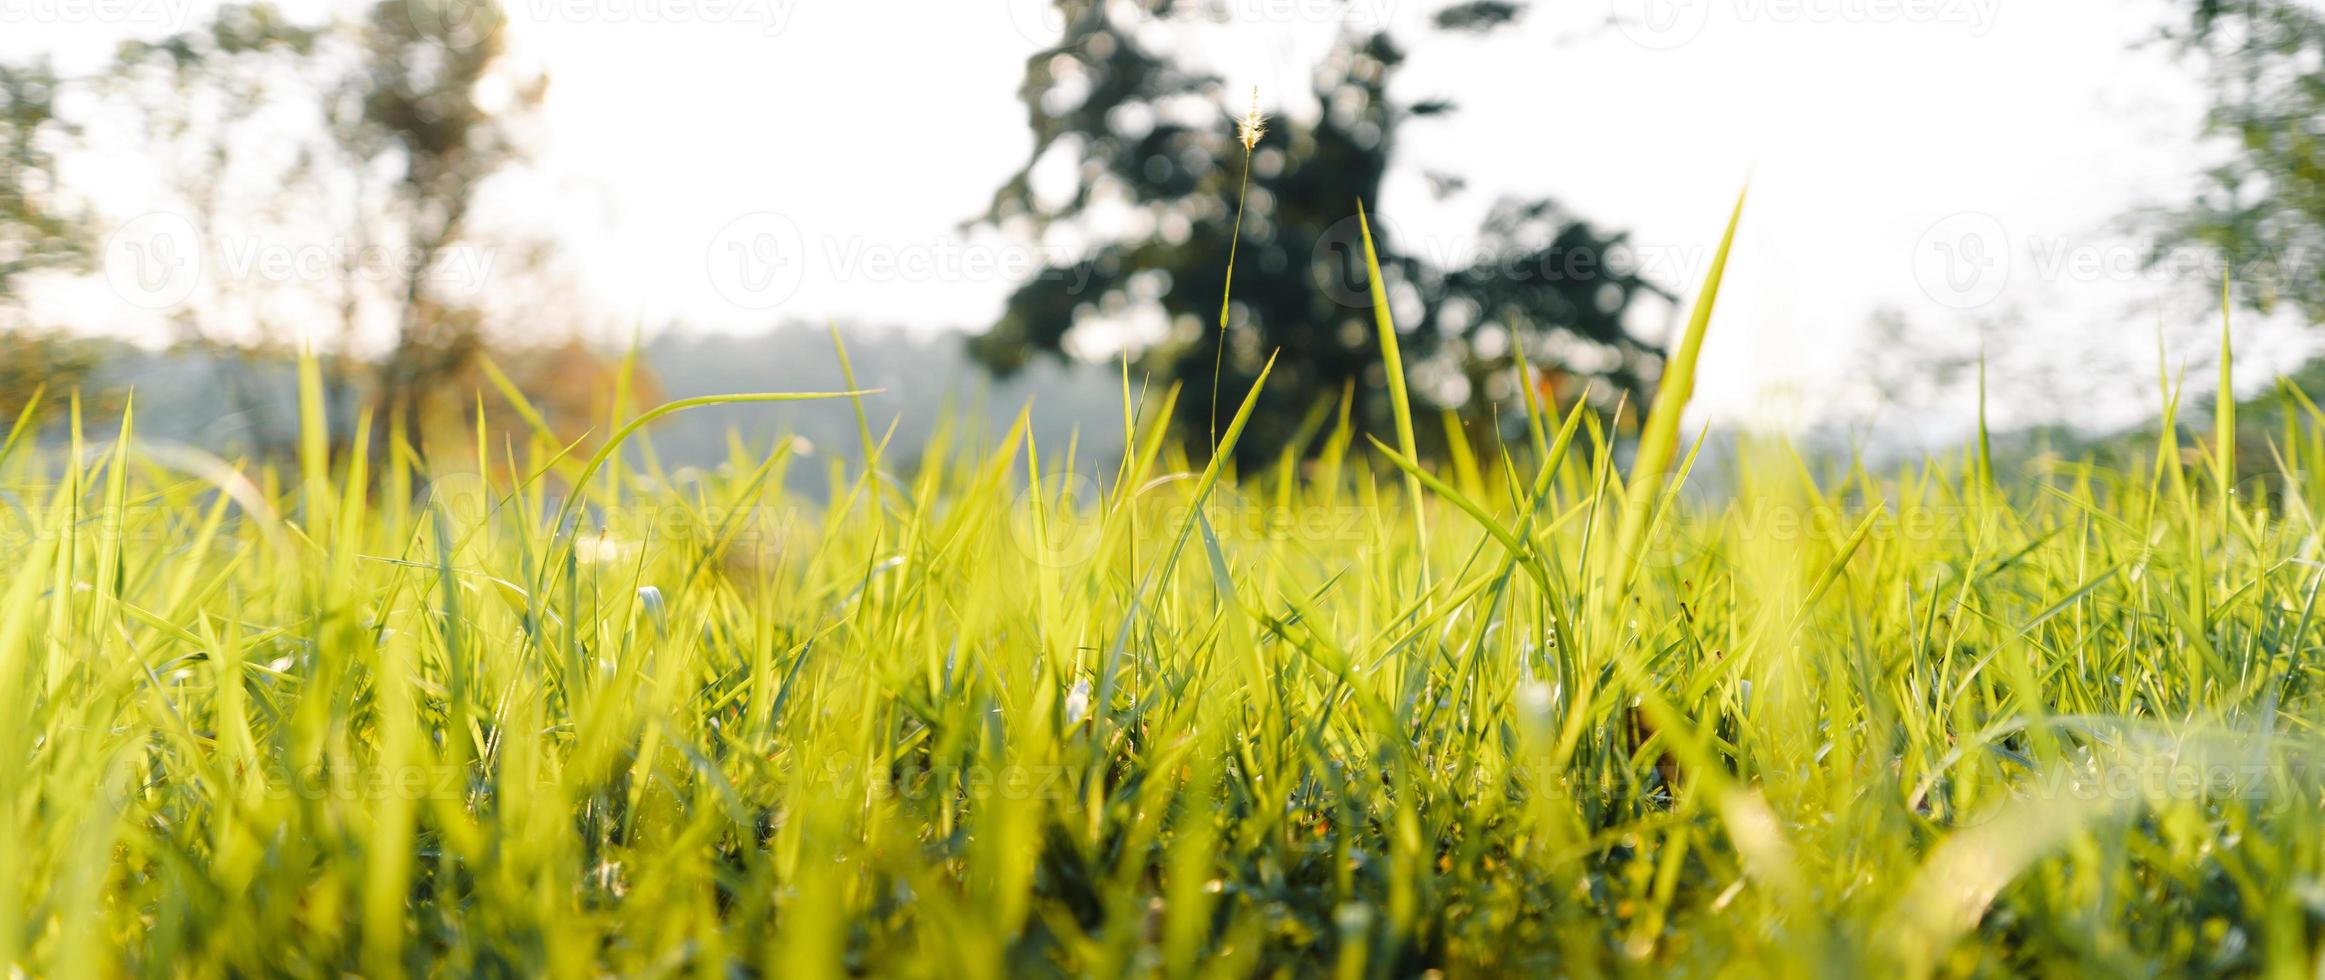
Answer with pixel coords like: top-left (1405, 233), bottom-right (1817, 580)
top-left (98, 0), bottom-right (545, 456)
top-left (2156, 1), bottom-right (2325, 322)
top-left (0, 58), bottom-right (82, 311)
top-left (344, 0), bottom-right (545, 457)
top-left (103, 7), bottom-right (332, 451)
top-left (0, 59), bottom-right (102, 421)
top-left (972, 0), bottom-right (1671, 463)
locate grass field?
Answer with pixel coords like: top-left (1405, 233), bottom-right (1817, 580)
top-left (7, 205), bottom-right (2325, 977)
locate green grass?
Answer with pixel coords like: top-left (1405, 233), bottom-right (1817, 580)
top-left (7, 227), bottom-right (2325, 977)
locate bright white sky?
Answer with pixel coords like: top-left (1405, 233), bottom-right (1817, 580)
top-left (7, 0), bottom-right (2305, 441)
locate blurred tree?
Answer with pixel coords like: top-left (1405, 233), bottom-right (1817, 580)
top-left (0, 59), bottom-right (97, 420)
top-left (2158, 1), bottom-right (2325, 321)
top-left (106, 8), bottom-right (329, 451)
top-left (0, 58), bottom-right (82, 311)
top-left (0, 330), bottom-right (100, 424)
top-left (972, 0), bottom-right (1672, 462)
top-left (102, 0), bottom-right (546, 456)
top-left (343, 0), bottom-right (546, 457)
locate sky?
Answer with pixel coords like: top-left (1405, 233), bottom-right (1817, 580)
top-left (6, 0), bottom-right (2304, 443)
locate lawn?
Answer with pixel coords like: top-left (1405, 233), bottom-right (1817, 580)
top-left (4, 204), bottom-right (2321, 976)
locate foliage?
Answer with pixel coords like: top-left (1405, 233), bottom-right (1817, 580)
top-left (973, 0), bottom-right (1670, 463)
top-left (0, 329), bottom-right (99, 422)
top-left (0, 59), bottom-right (87, 421)
top-left (0, 57), bottom-right (90, 423)
top-left (343, 0), bottom-right (546, 450)
top-left (0, 58), bottom-right (81, 311)
top-left (96, 1), bottom-right (545, 453)
top-left (2157, 0), bottom-right (2325, 321)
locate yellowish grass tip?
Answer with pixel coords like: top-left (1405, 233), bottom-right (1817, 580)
top-left (1237, 87), bottom-right (1266, 152)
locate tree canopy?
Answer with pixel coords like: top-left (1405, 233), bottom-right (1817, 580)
top-left (2158, 0), bottom-right (2325, 322)
top-left (972, 0), bottom-right (1673, 463)
top-left (0, 58), bottom-right (80, 313)
top-left (0, 1), bottom-right (548, 451)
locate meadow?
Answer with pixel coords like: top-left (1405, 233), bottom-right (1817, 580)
top-left (6, 201), bottom-right (2324, 976)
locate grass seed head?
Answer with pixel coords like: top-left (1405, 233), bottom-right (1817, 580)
top-left (1237, 87), bottom-right (1266, 152)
